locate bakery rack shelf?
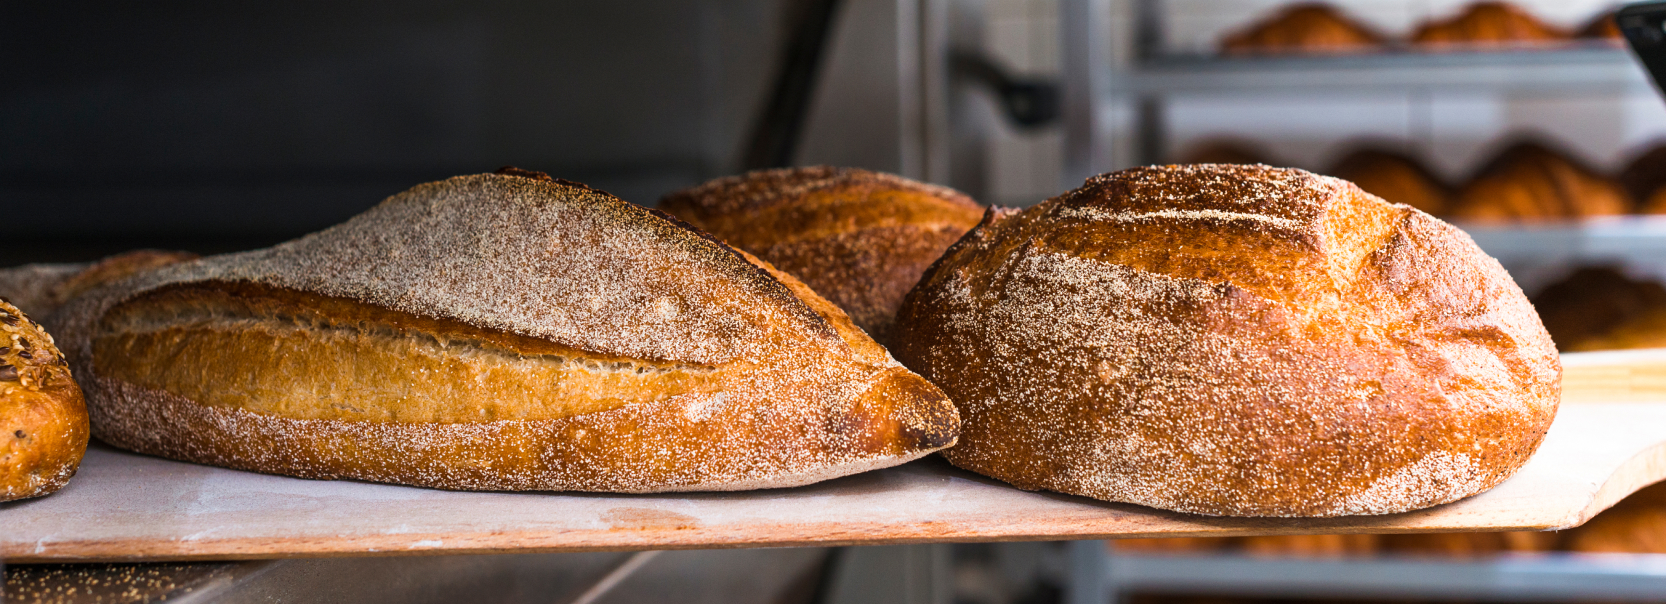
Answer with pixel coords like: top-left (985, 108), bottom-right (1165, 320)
top-left (1066, 547), bottom-right (1666, 604)
top-left (1116, 47), bottom-right (1646, 96)
top-left (4, 350), bottom-right (1666, 563)
top-left (1462, 216), bottom-right (1666, 263)
top-left (1059, 0), bottom-right (1653, 176)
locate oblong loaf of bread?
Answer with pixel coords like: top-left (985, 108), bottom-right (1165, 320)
top-left (659, 167), bottom-right (984, 344)
top-left (893, 164), bottom-right (1560, 517)
top-left (58, 171), bottom-right (959, 492)
top-left (0, 249), bottom-right (198, 324)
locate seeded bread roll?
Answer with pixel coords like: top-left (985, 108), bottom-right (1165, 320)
top-left (56, 169), bottom-right (958, 492)
top-left (1, 299), bottom-right (88, 501)
top-left (1412, 2), bottom-right (1568, 49)
top-left (0, 250), bottom-right (198, 322)
top-left (893, 164), bottom-right (1559, 517)
top-left (1220, 4), bottom-right (1385, 55)
top-left (659, 167), bottom-right (984, 344)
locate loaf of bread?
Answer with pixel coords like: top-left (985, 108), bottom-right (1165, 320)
top-left (1579, 11), bottom-right (1621, 41)
top-left (1623, 145), bottom-right (1666, 213)
top-left (1221, 4), bottom-right (1385, 55)
top-left (1565, 482), bottom-right (1666, 553)
top-left (56, 169), bottom-right (959, 492)
top-left (1109, 537), bottom-right (1232, 554)
top-left (1413, 2), bottom-right (1568, 49)
top-left (1238, 534), bottom-right (1378, 557)
top-left (1448, 142), bottom-right (1631, 222)
top-left (1327, 149), bottom-right (1450, 216)
top-left (1568, 308), bottom-right (1666, 352)
top-left (1380, 530), bottom-right (1557, 556)
top-left (1530, 267), bottom-right (1666, 351)
top-left (659, 167), bottom-right (984, 344)
top-left (0, 250), bottom-right (198, 322)
top-left (1, 298), bottom-right (88, 501)
top-left (1177, 140), bottom-right (1274, 166)
top-left (893, 164), bottom-right (1560, 517)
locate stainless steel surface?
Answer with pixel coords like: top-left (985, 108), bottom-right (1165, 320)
top-left (824, 545), bottom-right (951, 604)
top-left (1098, 551), bottom-right (1666, 602)
top-left (3, 548), bottom-right (830, 603)
top-left (1463, 217), bottom-right (1666, 264)
top-left (1119, 48), bottom-right (1649, 96)
top-left (1061, 0), bottom-right (1117, 185)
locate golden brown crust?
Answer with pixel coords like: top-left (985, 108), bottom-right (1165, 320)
top-left (660, 167), bottom-right (984, 344)
top-left (59, 172), bottom-right (959, 492)
top-left (1, 299), bottom-right (88, 501)
top-left (1327, 149), bottom-right (1450, 216)
top-left (1412, 2), bottom-right (1569, 48)
top-left (1449, 143), bottom-right (1631, 223)
top-left (1220, 4), bottom-right (1385, 55)
top-left (893, 164), bottom-right (1560, 517)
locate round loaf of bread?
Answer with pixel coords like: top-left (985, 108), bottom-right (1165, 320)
top-left (1580, 11), bottom-right (1620, 41)
top-left (57, 169), bottom-right (959, 493)
top-left (1449, 142), bottom-right (1630, 223)
top-left (1412, 2), bottom-right (1568, 48)
top-left (1327, 149), bottom-right (1449, 216)
top-left (659, 167), bottom-right (984, 344)
top-left (892, 164), bottom-right (1560, 517)
top-left (1621, 144), bottom-right (1666, 205)
top-left (1221, 4), bottom-right (1385, 55)
top-left (1, 298), bottom-right (88, 501)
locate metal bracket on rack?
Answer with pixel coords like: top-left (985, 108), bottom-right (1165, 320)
top-left (1621, 2), bottom-right (1666, 98)
top-left (949, 51), bottom-right (1061, 129)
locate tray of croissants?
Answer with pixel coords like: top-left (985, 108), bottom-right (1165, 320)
top-left (3, 163), bottom-right (1665, 562)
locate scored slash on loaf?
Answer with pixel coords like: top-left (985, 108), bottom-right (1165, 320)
top-left (54, 168), bottom-right (960, 493)
top-left (892, 164), bottom-right (1560, 518)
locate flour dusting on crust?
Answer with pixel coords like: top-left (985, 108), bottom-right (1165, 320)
top-left (893, 164), bottom-right (1559, 517)
top-left (56, 172), bottom-right (960, 493)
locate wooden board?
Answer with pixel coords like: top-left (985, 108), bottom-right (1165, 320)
top-left (5, 351), bottom-right (1666, 563)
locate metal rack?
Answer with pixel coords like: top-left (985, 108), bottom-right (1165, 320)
top-left (1066, 542), bottom-right (1666, 604)
top-left (1059, 0), bottom-right (1661, 265)
top-left (1465, 216), bottom-right (1666, 264)
top-left (1051, 4), bottom-right (1666, 603)
top-left (1124, 47), bottom-right (1645, 95)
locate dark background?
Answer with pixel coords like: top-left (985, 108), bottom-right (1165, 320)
top-left (1, 1), bottom-right (792, 263)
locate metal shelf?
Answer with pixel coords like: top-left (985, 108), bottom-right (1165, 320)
top-left (1068, 545), bottom-right (1666, 604)
top-left (1462, 217), bottom-right (1666, 264)
top-left (1116, 47), bottom-right (1649, 96)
